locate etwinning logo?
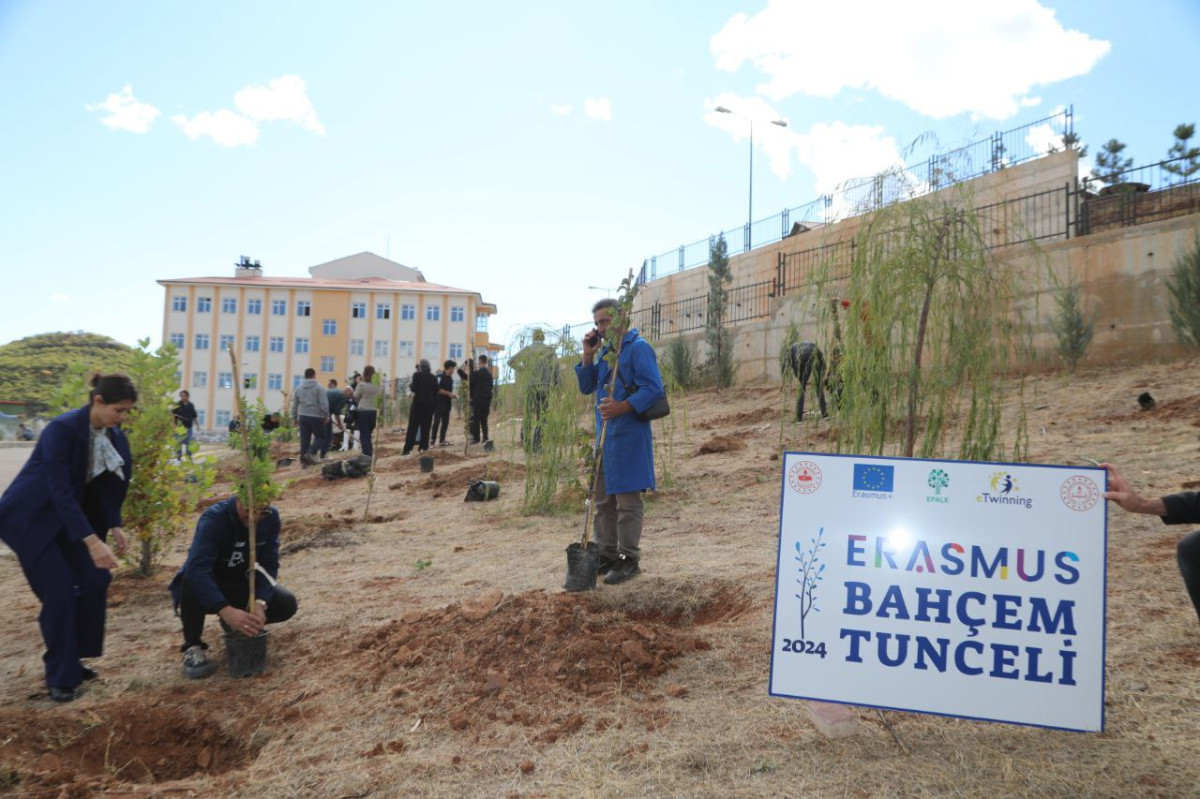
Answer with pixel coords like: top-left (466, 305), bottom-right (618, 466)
top-left (927, 468), bottom-right (950, 504)
top-left (977, 471), bottom-right (1033, 509)
top-left (852, 463), bottom-right (894, 500)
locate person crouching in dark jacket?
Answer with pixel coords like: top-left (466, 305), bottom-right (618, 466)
top-left (168, 496), bottom-right (297, 678)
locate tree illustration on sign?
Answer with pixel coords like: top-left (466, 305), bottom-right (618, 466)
top-left (928, 468), bottom-right (949, 495)
top-left (795, 527), bottom-right (826, 639)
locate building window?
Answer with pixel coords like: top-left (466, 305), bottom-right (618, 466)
top-left (247, 298), bottom-right (262, 315)
top-left (222, 297), bottom-right (237, 314)
top-left (216, 410), bottom-right (232, 428)
top-left (268, 373), bottom-right (282, 390)
top-left (398, 340), bottom-right (414, 358)
top-left (218, 372), bottom-right (233, 389)
top-left (351, 302), bottom-right (367, 318)
top-left (172, 296), bottom-right (187, 312)
top-left (322, 319), bottom-right (337, 336)
top-left (320, 356), bottom-right (335, 373)
top-left (374, 339), bottom-right (389, 357)
top-left (426, 305), bottom-right (440, 322)
top-left (193, 370), bottom-right (208, 388)
top-left (272, 299), bottom-right (286, 316)
top-left (295, 338), bottom-right (309, 354)
top-left (422, 342), bottom-right (440, 361)
top-left (196, 410), bottom-right (206, 428)
top-left (195, 334), bottom-right (210, 350)
top-left (197, 297), bottom-right (212, 313)
top-left (245, 335), bottom-right (260, 352)
top-left (401, 304), bottom-right (415, 320)
top-left (296, 300), bottom-right (312, 317)
top-left (376, 303), bottom-right (391, 320)
top-left (350, 338), bottom-right (364, 356)
top-left (475, 313), bottom-right (488, 332)
top-left (174, 370), bottom-right (182, 387)
top-left (219, 334), bottom-right (236, 352)
top-left (293, 375), bottom-right (303, 388)
top-left (449, 343), bottom-right (464, 359)
top-left (451, 306), bottom-right (465, 322)
top-left (269, 336), bottom-right (284, 353)
top-left (169, 333), bottom-right (185, 349)
top-left (243, 373), bottom-right (258, 389)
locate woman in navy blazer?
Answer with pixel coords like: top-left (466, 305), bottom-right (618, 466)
top-left (0, 374), bottom-right (136, 701)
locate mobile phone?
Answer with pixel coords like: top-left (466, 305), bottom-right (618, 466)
top-left (585, 329), bottom-right (601, 347)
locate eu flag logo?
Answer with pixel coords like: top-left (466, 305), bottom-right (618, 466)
top-left (853, 463), bottom-right (894, 493)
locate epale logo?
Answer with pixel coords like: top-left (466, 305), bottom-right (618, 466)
top-left (852, 463), bottom-right (894, 500)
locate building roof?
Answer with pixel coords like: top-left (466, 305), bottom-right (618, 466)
top-left (308, 251), bottom-right (424, 282)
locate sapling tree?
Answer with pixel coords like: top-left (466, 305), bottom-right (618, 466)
top-left (811, 177), bottom-right (1026, 461)
top-left (1164, 123), bottom-right (1200, 182)
top-left (705, 233), bottom-right (734, 388)
top-left (1166, 234), bottom-right (1200, 349)
top-left (1052, 280), bottom-right (1095, 371)
top-left (1091, 139), bottom-right (1133, 187)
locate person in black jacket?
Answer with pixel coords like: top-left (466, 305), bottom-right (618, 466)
top-left (168, 496), bottom-right (297, 678)
top-left (403, 359), bottom-right (440, 455)
top-left (1104, 463), bottom-right (1200, 622)
top-left (430, 360), bottom-right (457, 447)
top-left (0, 374), bottom-right (135, 701)
top-left (458, 354), bottom-right (494, 444)
top-left (173, 390), bottom-right (198, 460)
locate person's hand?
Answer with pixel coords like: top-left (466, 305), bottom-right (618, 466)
top-left (110, 527), bottom-right (129, 557)
top-left (251, 600), bottom-right (267, 626)
top-left (1101, 463), bottom-right (1165, 515)
top-left (598, 397), bottom-right (630, 421)
top-left (219, 606), bottom-right (265, 637)
top-left (84, 536), bottom-right (119, 569)
top-left (582, 329), bottom-right (602, 360)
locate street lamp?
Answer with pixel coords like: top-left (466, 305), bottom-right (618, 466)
top-left (587, 285), bottom-right (618, 295)
top-left (715, 106), bottom-right (787, 248)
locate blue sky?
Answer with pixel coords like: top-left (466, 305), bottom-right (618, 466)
top-left (1, 0), bottom-right (1197, 356)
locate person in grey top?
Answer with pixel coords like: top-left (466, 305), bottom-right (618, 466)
top-left (290, 368), bottom-right (329, 465)
top-left (353, 365), bottom-right (383, 457)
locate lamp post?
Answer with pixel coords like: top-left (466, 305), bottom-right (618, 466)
top-left (715, 106), bottom-right (787, 249)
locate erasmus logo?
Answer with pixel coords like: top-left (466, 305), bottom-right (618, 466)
top-left (977, 471), bottom-right (1032, 509)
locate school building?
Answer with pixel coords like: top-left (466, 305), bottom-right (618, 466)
top-left (159, 252), bottom-right (499, 431)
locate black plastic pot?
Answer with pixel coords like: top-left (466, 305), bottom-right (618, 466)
top-left (419, 455), bottom-right (434, 473)
top-left (464, 480), bottom-right (500, 502)
top-left (563, 542), bottom-right (600, 592)
top-left (224, 629), bottom-right (269, 677)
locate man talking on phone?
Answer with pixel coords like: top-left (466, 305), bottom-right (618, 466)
top-left (575, 298), bottom-right (665, 585)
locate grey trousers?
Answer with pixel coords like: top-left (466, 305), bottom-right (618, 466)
top-left (593, 461), bottom-right (644, 560)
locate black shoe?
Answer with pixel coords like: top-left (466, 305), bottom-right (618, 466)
top-left (49, 686), bottom-right (78, 703)
top-left (80, 666), bottom-right (98, 681)
top-left (603, 555), bottom-right (640, 585)
top-left (597, 555), bottom-right (619, 576)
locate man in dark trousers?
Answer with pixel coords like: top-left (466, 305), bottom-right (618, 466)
top-left (459, 354), bottom-right (494, 444)
top-left (430, 360), bottom-right (457, 447)
top-left (787, 341), bottom-right (828, 421)
top-left (403, 359), bottom-right (440, 455)
top-left (320, 379), bottom-right (347, 459)
top-left (173, 390), bottom-right (198, 460)
top-left (168, 496), bottom-right (297, 679)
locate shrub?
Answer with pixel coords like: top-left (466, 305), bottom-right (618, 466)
top-left (1052, 281), bottom-right (1095, 371)
top-left (1166, 234), bottom-right (1200, 349)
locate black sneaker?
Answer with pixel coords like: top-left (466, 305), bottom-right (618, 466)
top-left (49, 686), bottom-right (78, 702)
top-left (182, 645), bottom-right (215, 679)
top-left (603, 555), bottom-right (640, 585)
top-left (597, 555), bottom-right (619, 576)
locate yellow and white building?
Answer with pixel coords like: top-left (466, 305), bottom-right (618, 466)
top-left (159, 252), bottom-right (499, 431)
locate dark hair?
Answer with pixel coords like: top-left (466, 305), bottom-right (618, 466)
top-left (89, 373), bottom-right (137, 404)
top-left (444, 359), bottom-right (456, 369)
top-left (362, 365), bottom-right (376, 381)
top-left (418, 359), bottom-right (431, 373)
top-left (592, 298), bottom-right (618, 314)
top-left (304, 368), bottom-right (316, 379)
top-left (478, 354), bottom-right (488, 364)
top-left (328, 379), bottom-right (338, 387)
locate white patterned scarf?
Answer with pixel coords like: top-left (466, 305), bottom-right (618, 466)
top-left (89, 427), bottom-right (125, 482)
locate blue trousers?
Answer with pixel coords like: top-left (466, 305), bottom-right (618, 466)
top-left (18, 532), bottom-right (111, 689)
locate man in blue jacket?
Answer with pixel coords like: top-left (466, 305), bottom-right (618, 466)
top-left (168, 496), bottom-right (297, 678)
top-left (576, 298), bottom-right (665, 585)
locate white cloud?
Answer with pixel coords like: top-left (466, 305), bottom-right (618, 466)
top-left (86, 85), bottom-right (161, 133)
top-left (711, 0), bottom-right (1110, 120)
top-left (550, 104), bottom-right (572, 117)
top-left (583, 98), bottom-right (612, 121)
top-left (171, 110), bottom-right (260, 148)
top-left (1025, 122), bottom-right (1060, 156)
top-left (50, 293), bottom-right (69, 302)
top-left (234, 75), bottom-right (325, 135)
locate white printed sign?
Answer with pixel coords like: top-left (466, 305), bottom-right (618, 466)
top-left (770, 453), bottom-right (1107, 732)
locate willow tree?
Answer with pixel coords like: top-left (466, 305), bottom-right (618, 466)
top-left (813, 184), bottom-right (1026, 461)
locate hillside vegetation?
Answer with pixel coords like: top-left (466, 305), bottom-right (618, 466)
top-left (0, 332), bottom-right (131, 413)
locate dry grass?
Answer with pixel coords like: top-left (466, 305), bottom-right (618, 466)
top-left (1, 363), bottom-right (1200, 796)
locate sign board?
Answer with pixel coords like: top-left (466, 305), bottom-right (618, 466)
top-left (770, 453), bottom-right (1107, 732)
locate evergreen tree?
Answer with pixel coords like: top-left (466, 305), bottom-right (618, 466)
top-left (705, 233), bottom-right (734, 387)
top-left (1164, 123), bottom-right (1200, 182)
top-left (1166, 235), bottom-right (1200, 349)
top-left (1091, 139), bottom-right (1133, 187)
